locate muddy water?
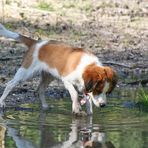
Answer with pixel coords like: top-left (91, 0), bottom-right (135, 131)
top-left (0, 85), bottom-right (147, 148)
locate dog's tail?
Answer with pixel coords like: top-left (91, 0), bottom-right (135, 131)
top-left (0, 23), bottom-right (37, 47)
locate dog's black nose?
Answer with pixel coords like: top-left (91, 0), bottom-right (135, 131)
top-left (100, 103), bottom-right (106, 108)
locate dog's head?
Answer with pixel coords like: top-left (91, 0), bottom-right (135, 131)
top-left (82, 64), bottom-right (117, 107)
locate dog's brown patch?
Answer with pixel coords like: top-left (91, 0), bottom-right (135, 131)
top-left (82, 64), bottom-right (106, 94)
top-left (38, 41), bottom-right (85, 76)
top-left (22, 45), bottom-right (36, 69)
top-left (20, 35), bottom-right (37, 69)
top-left (82, 64), bottom-right (117, 95)
top-left (20, 35), bottom-right (37, 48)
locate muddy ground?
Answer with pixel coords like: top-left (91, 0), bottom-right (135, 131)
top-left (0, 0), bottom-right (147, 106)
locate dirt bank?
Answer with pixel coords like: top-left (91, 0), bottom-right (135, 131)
top-left (0, 0), bottom-right (147, 106)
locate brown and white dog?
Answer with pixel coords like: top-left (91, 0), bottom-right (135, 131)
top-left (0, 23), bottom-right (117, 115)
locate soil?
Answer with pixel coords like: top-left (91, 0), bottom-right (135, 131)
top-left (0, 0), bottom-right (147, 106)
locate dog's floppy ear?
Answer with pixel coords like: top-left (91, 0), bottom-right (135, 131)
top-left (84, 79), bottom-right (99, 93)
top-left (85, 79), bottom-right (93, 93)
top-left (104, 66), bottom-right (117, 82)
top-left (82, 64), bottom-right (104, 93)
top-left (104, 66), bottom-right (118, 93)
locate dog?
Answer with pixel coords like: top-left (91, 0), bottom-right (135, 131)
top-left (0, 23), bottom-right (117, 115)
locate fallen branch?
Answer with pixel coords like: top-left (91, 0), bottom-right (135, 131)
top-left (126, 79), bottom-right (148, 85)
top-left (103, 61), bottom-right (132, 68)
top-left (0, 56), bottom-right (22, 61)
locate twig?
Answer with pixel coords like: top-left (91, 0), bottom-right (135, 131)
top-left (103, 61), bottom-right (132, 68)
top-left (0, 56), bottom-right (22, 61)
top-left (126, 79), bottom-right (148, 85)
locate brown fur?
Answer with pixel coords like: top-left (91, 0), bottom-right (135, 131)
top-left (22, 45), bottom-right (36, 68)
top-left (38, 41), bottom-right (85, 76)
top-left (20, 35), bottom-right (37, 68)
top-left (20, 35), bottom-right (37, 48)
top-left (82, 64), bottom-right (117, 95)
top-left (82, 64), bottom-right (106, 95)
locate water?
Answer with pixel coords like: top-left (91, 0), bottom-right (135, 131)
top-left (0, 86), bottom-right (148, 148)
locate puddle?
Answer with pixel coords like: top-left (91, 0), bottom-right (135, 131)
top-left (0, 65), bottom-right (148, 148)
top-left (0, 86), bottom-right (148, 148)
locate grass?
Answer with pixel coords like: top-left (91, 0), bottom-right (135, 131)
top-left (98, 1), bottom-right (115, 8)
top-left (136, 86), bottom-right (148, 108)
top-left (4, 23), bottom-right (13, 29)
top-left (134, 86), bottom-right (148, 112)
top-left (37, 1), bottom-right (54, 11)
top-left (138, 87), bottom-right (148, 103)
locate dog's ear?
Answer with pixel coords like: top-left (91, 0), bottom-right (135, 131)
top-left (104, 67), bottom-right (114, 80)
top-left (104, 66), bottom-right (118, 93)
top-left (84, 79), bottom-right (99, 93)
top-left (104, 66), bottom-right (117, 82)
top-left (85, 79), bottom-right (93, 93)
top-left (83, 64), bottom-right (104, 93)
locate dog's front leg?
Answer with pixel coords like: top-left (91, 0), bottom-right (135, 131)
top-left (85, 94), bottom-right (93, 115)
top-left (64, 81), bottom-right (81, 114)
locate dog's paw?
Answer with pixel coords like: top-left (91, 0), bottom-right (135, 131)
top-left (73, 111), bottom-right (87, 117)
top-left (72, 102), bottom-right (82, 112)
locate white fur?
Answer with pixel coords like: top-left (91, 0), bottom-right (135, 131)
top-left (0, 67), bottom-right (27, 106)
top-left (64, 81), bottom-right (81, 113)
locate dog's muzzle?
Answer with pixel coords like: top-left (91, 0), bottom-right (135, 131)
top-left (87, 93), bottom-right (107, 108)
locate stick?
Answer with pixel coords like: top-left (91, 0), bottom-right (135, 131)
top-left (127, 79), bottom-right (148, 85)
top-left (103, 61), bottom-right (132, 68)
top-left (0, 56), bottom-right (22, 61)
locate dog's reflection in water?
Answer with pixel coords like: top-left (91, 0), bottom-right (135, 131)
top-left (3, 111), bottom-right (115, 148)
top-left (81, 130), bottom-right (115, 148)
top-left (62, 117), bottom-right (115, 148)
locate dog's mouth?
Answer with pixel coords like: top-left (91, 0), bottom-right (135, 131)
top-left (81, 93), bottom-right (106, 108)
top-left (87, 93), bottom-right (99, 107)
top-left (80, 94), bottom-right (90, 105)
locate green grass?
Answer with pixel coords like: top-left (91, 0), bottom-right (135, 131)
top-left (138, 87), bottom-right (148, 105)
top-left (5, 23), bottom-right (13, 29)
top-left (37, 1), bottom-right (54, 11)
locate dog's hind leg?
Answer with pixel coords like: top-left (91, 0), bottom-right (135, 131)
top-left (37, 72), bottom-right (53, 109)
top-left (0, 67), bottom-right (33, 107)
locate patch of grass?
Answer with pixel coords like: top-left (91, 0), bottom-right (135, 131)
top-left (98, 1), bottom-right (115, 8)
top-left (4, 23), bottom-right (13, 29)
top-left (63, 3), bottom-right (76, 9)
top-left (134, 86), bottom-right (148, 112)
top-left (6, 0), bottom-right (11, 5)
top-left (37, 1), bottom-right (54, 11)
top-left (138, 86), bottom-right (148, 105)
top-left (63, 1), bottom-right (93, 13)
top-left (79, 3), bottom-right (93, 12)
